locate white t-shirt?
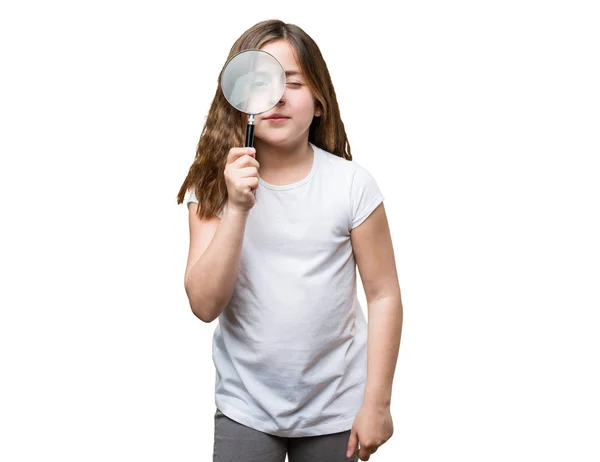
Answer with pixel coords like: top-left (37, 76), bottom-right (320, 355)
top-left (184, 141), bottom-right (385, 437)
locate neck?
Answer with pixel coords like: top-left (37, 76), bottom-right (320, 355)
top-left (253, 138), bottom-right (312, 174)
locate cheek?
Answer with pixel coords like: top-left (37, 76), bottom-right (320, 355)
top-left (288, 91), bottom-right (316, 116)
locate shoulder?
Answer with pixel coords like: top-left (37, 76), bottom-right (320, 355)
top-left (313, 143), bottom-right (380, 195)
top-left (314, 144), bottom-right (357, 180)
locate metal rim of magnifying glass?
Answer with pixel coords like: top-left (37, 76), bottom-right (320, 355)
top-left (220, 48), bottom-right (286, 115)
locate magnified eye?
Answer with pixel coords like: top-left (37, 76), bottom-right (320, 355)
top-left (252, 81), bottom-right (267, 87)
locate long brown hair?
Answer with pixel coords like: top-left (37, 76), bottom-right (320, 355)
top-left (176, 19), bottom-right (353, 219)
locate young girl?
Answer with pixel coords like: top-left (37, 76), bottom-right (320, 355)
top-left (178, 19), bottom-right (402, 462)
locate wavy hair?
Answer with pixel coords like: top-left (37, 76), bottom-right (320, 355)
top-left (176, 19), bottom-right (353, 219)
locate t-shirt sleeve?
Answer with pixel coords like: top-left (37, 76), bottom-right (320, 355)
top-left (184, 188), bottom-right (198, 207)
top-left (349, 163), bottom-right (385, 230)
top-left (183, 187), bottom-right (226, 218)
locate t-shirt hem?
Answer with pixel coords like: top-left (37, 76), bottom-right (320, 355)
top-left (215, 400), bottom-right (359, 438)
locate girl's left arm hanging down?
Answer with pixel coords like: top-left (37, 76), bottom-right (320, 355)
top-left (350, 201), bottom-right (403, 409)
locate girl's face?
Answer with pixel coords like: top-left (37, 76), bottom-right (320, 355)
top-left (254, 39), bottom-right (320, 147)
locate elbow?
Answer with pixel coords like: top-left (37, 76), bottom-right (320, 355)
top-left (185, 282), bottom-right (227, 323)
top-left (185, 285), bottom-right (210, 323)
top-left (192, 306), bottom-right (213, 323)
top-left (196, 299), bottom-right (227, 324)
top-left (187, 293), bottom-right (219, 323)
top-left (187, 295), bottom-right (214, 323)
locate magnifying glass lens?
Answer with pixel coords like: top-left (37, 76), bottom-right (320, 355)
top-left (221, 50), bottom-right (286, 115)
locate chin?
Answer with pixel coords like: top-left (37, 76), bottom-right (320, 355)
top-left (255, 133), bottom-right (294, 146)
top-left (256, 128), bottom-right (309, 147)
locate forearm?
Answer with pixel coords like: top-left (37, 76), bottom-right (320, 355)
top-left (363, 295), bottom-right (403, 407)
top-left (185, 203), bottom-right (249, 322)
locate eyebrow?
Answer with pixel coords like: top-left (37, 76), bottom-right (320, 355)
top-left (285, 70), bottom-right (303, 77)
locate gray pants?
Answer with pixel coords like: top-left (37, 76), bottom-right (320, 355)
top-left (213, 408), bottom-right (360, 462)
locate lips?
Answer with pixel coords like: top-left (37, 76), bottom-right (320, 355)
top-left (264, 114), bottom-right (290, 120)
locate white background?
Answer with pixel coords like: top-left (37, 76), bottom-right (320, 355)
top-left (1, 0), bottom-right (598, 461)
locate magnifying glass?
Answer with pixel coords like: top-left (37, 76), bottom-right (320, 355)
top-left (220, 49), bottom-right (286, 148)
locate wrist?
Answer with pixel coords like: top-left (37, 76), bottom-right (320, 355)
top-left (226, 202), bottom-right (250, 218)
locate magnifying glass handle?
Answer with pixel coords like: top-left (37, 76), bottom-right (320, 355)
top-left (245, 114), bottom-right (255, 147)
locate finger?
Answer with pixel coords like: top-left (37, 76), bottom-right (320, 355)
top-left (237, 154), bottom-right (260, 169)
top-left (240, 177), bottom-right (259, 192)
top-left (346, 430), bottom-right (358, 459)
top-left (236, 166), bottom-right (259, 178)
top-left (358, 446), bottom-right (371, 460)
top-left (227, 147), bottom-right (255, 165)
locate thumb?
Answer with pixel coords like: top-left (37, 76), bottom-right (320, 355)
top-left (346, 428), bottom-right (358, 458)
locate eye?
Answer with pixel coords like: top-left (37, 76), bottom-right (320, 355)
top-left (287, 82), bottom-right (302, 87)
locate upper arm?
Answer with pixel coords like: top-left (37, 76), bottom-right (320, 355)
top-left (350, 202), bottom-right (401, 302)
top-left (184, 202), bottom-right (221, 289)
